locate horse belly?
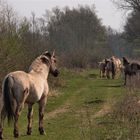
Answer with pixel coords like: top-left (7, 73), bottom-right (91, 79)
top-left (26, 86), bottom-right (44, 103)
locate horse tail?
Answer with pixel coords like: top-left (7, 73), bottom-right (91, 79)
top-left (2, 76), bottom-right (14, 124)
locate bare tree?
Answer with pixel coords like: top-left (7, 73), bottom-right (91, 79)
top-left (112, 0), bottom-right (140, 11)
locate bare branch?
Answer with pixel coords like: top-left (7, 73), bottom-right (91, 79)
top-left (112, 0), bottom-right (140, 11)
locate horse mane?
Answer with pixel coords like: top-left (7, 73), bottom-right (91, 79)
top-left (28, 55), bottom-right (50, 73)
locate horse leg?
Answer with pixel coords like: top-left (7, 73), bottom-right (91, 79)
top-left (13, 88), bottom-right (28, 138)
top-left (0, 98), bottom-right (3, 139)
top-left (102, 71), bottom-right (105, 77)
top-left (0, 122), bottom-right (3, 140)
top-left (112, 72), bottom-right (115, 79)
top-left (0, 94), bottom-right (7, 140)
top-left (100, 70), bottom-right (102, 78)
top-left (0, 108), bottom-right (6, 139)
top-left (13, 105), bottom-right (20, 138)
top-left (112, 69), bottom-right (115, 79)
top-left (0, 123), bottom-right (3, 140)
top-left (124, 74), bottom-right (127, 85)
top-left (107, 71), bottom-right (110, 79)
top-left (38, 97), bottom-right (47, 135)
top-left (27, 104), bottom-right (33, 135)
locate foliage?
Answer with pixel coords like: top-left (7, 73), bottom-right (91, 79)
top-left (0, 1), bottom-right (113, 79)
top-left (112, 0), bottom-right (140, 59)
top-left (106, 27), bottom-right (133, 57)
top-left (47, 6), bottom-right (109, 68)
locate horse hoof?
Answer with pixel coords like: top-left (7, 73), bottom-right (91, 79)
top-left (27, 131), bottom-right (32, 135)
top-left (39, 127), bottom-right (46, 135)
top-left (40, 131), bottom-right (46, 135)
top-left (13, 130), bottom-right (19, 138)
top-left (0, 136), bottom-right (3, 140)
top-left (14, 133), bottom-right (19, 138)
top-left (0, 131), bottom-right (3, 139)
top-left (27, 127), bottom-right (32, 135)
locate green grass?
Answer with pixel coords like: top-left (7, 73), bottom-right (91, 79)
top-left (2, 69), bottom-right (129, 140)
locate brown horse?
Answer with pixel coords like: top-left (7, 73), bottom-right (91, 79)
top-left (98, 59), bottom-right (106, 78)
top-left (122, 57), bottom-right (140, 85)
top-left (0, 50), bottom-right (59, 139)
top-left (105, 58), bottom-right (115, 79)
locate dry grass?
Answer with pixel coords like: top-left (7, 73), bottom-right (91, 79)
top-left (127, 72), bottom-right (140, 91)
top-left (48, 89), bottom-right (60, 97)
top-left (113, 94), bottom-right (140, 121)
top-left (49, 76), bottom-right (66, 88)
top-left (112, 81), bottom-right (140, 139)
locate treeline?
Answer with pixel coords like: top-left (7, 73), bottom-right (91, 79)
top-left (112, 0), bottom-right (140, 59)
top-left (0, 0), bottom-right (139, 82)
top-left (124, 10), bottom-right (140, 58)
top-left (47, 6), bottom-right (111, 68)
top-left (0, 1), bottom-right (113, 74)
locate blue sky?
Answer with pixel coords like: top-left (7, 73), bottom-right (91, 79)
top-left (7, 0), bottom-right (126, 31)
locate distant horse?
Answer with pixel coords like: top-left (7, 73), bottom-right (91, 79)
top-left (111, 56), bottom-right (122, 74)
top-left (105, 56), bottom-right (122, 79)
top-left (0, 50), bottom-right (59, 139)
top-left (122, 57), bottom-right (140, 85)
top-left (105, 58), bottom-right (115, 79)
top-left (98, 59), bottom-right (106, 78)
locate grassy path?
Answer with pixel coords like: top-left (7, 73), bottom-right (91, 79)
top-left (3, 69), bottom-right (126, 140)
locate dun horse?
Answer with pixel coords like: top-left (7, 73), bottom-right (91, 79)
top-left (0, 50), bottom-right (59, 139)
top-left (105, 56), bottom-right (122, 79)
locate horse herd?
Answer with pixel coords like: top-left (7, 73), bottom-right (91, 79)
top-left (98, 56), bottom-right (140, 85)
top-left (0, 51), bottom-right (140, 139)
top-left (98, 56), bottom-right (122, 79)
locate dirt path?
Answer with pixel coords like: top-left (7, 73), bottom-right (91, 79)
top-left (94, 104), bottom-right (111, 118)
top-left (44, 103), bottom-right (70, 120)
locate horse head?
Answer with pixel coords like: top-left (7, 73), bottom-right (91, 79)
top-left (122, 57), bottom-right (129, 66)
top-left (41, 50), bottom-right (59, 77)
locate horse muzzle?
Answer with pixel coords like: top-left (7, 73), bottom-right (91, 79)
top-left (52, 69), bottom-right (60, 77)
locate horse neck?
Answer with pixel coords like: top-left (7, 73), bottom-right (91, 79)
top-left (29, 66), bottom-right (50, 80)
top-left (28, 58), bottom-right (50, 80)
top-left (40, 65), bottom-right (50, 79)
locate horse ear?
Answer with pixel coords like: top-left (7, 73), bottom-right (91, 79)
top-left (43, 51), bottom-right (51, 58)
top-left (52, 50), bottom-right (55, 56)
top-left (122, 57), bottom-right (129, 65)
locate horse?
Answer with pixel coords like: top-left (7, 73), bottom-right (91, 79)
top-left (98, 59), bottom-right (106, 78)
top-left (105, 56), bottom-right (122, 79)
top-left (105, 58), bottom-right (115, 79)
top-left (111, 56), bottom-right (122, 74)
top-left (0, 50), bottom-right (59, 139)
top-left (122, 57), bottom-right (140, 85)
